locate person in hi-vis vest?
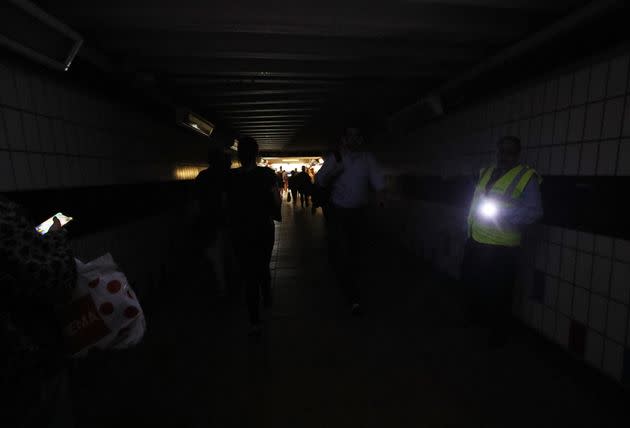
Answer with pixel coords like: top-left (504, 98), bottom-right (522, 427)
top-left (461, 136), bottom-right (543, 348)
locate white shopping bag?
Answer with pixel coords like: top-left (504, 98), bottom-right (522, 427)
top-left (62, 253), bottom-right (146, 357)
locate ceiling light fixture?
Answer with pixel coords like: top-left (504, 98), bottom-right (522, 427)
top-left (0, 0), bottom-right (84, 72)
top-left (176, 108), bottom-right (214, 137)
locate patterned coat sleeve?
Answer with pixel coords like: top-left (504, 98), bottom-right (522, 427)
top-left (1, 197), bottom-right (77, 379)
top-left (0, 197), bottom-right (76, 303)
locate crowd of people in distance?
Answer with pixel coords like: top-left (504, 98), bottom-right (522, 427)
top-left (276, 165), bottom-right (316, 208)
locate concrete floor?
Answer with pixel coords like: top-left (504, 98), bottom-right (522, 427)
top-left (73, 201), bottom-right (629, 428)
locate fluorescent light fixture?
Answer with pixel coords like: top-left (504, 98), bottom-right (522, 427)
top-left (0, 0), bottom-right (84, 72)
top-left (176, 108), bottom-right (214, 137)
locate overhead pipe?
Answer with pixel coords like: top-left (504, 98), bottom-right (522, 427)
top-left (1, 0), bottom-right (83, 71)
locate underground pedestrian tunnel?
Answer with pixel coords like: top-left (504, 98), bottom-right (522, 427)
top-left (2, 1), bottom-right (630, 427)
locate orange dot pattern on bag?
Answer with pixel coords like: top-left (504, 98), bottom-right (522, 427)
top-left (107, 280), bottom-right (121, 294)
top-left (99, 302), bottom-right (114, 315)
top-left (88, 278), bottom-right (100, 288)
top-left (124, 306), bottom-right (139, 318)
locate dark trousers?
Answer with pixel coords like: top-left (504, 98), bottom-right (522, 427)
top-left (325, 205), bottom-right (365, 305)
top-left (233, 222), bottom-right (275, 324)
top-left (298, 190), bottom-right (309, 207)
top-left (461, 239), bottom-right (519, 344)
top-left (291, 189), bottom-right (297, 204)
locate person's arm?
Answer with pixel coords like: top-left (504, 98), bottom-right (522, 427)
top-left (0, 199), bottom-right (76, 303)
top-left (315, 153), bottom-right (336, 187)
top-left (504, 178), bottom-right (544, 226)
top-left (367, 153), bottom-right (386, 206)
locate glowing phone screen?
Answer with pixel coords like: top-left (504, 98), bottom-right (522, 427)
top-left (35, 213), bottom-right (73, 235)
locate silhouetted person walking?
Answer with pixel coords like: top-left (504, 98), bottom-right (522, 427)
top-left (227, 137), bottom-right (282, 334)
top-left (194, 148), bottom-right (230, 297)
top-left (288, 169), bottom-right (298, 205)
top-left (297, 166), bottom-right (311, 207)
top-left (316, 127), bottom-right (385, 316)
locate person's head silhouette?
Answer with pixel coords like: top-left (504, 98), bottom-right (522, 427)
top-left (237, 136), bottom-right (258, 168)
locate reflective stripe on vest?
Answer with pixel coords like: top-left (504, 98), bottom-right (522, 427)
top-left (467, 164), bottom-right (538, 247)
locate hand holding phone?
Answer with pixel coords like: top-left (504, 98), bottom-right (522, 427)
top-left (49, 216), bottom-right (63, 233)
top-left (35, 213), bottom-right (73, 235)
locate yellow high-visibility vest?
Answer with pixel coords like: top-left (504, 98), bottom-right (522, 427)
top-left (467, 164), bottom-right (541, 247)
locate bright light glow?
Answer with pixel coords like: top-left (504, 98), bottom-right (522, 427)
top-left (191, 123), bottom-right (200, 129)
top-left (173, 164), bottom-right (207, 180)
top-left (478, 199), bottom-right (499, 219)
top-left (35, 213), bottom-right (73, 235)
top-left (263, 157), bottom-right (324, 174)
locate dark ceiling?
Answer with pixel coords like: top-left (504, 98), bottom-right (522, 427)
top-left (32, 0), bottom-right (593, 153)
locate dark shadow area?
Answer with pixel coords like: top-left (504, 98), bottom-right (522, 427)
top-left (68, 202), bottom-right (629, 428)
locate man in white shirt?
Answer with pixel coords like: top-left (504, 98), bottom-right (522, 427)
top-left (316, 128), bottom-right (386, 316)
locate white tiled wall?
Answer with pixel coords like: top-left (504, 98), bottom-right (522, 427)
top-left (0, 56), bottom-right (207, 191)
top-left (1, 55), bottom-right (207, 301)
top-left (396, 50), bottom-right (630, 179)
top-left (515, 225), bottom-right (630, 380)
top-left (378, 47), bottom-right (630, 385)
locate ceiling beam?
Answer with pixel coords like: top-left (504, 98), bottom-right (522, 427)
top-left (230, 118), bottom-right (308, 123)
top-left (256, 141), bottom-right (297, 144)
top-left (173, 70), bottom-right (438, 79)
top-left (147, 58), bottom-right (457, 78)
top-left (237, 122), bottom-right (303, 128)
top-left (105, 34), bottom-right (493, 62)
top-left (238, 132), bottom-right (300, 135)
top-left (241, 128), bottom-right (298, 132)
top-left (238, 129), bottom-right (298, 135)
top-left (215, 107), bottom-right (320, 114)
top-left (173, 77), bottom-right (348, 86)
top-left (254, 141), bottom-right (293, 145)
top-left (61, 3), bottom-right (551, 39)
top-left (191, 88), bottom-right (334, 97)
top-left (237, 125), bottom-right (301, 129)
top-left (222, 114), bottom-right (312, 119)
top-left (203, 98), bottom-right (326, 106)
top-left (244, 128), bottom-right (298, 132)
top-left (236, 127), bottom-right (303, 131)
top-left (232, 124), bottom-right (305, 129)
